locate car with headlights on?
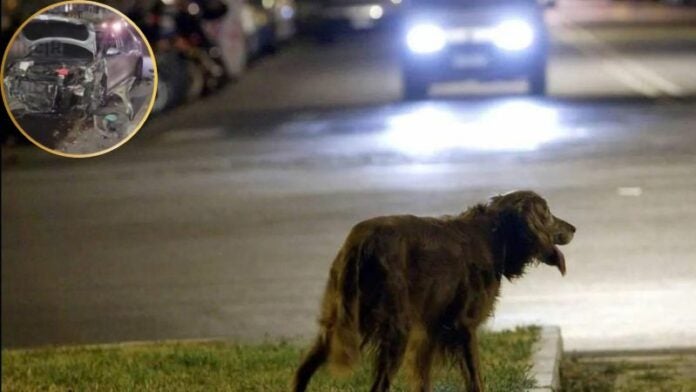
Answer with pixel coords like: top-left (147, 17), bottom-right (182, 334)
top-left (399, 0), bottom-right (549, 99)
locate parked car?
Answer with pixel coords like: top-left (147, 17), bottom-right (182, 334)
top-left (174, 0), bottom-right (228, 95)
top-left (146, 0), bottom-right (236, 113)
top-left (271, 0), bottom-right (298, 43)
top-left (142, 0), bottom-right (190, 113)
top-left (242, 0), bottom-right (278, 56)
top-left (661, 0), bottom-right (696, 5)
top-left (3, 14), bottom-right (143, 115)
top-left (297, 0), bottom-right (401, 41)
top-left (399, 0), bottom-right (549, 99)
top-left (152, 48), bottom-right (189, 113)
top-left (199, 0), bottom-right (247, 78)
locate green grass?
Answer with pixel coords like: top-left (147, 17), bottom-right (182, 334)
top-left (2, 327), bottom-right (538, 391)
top-left (561, 353), bottom-right (696, 392)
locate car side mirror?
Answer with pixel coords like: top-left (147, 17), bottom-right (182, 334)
top-left (106, 47), bottom-right (120, 56)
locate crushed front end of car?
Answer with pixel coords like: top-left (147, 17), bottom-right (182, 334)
top-left (4, 58), bottom-right (104, 116)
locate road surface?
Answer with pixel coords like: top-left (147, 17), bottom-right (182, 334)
top-left (2, 0), bottom-right (696, 351)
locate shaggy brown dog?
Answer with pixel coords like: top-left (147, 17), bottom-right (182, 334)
top-left (293, 190), bottom-right (575, 392)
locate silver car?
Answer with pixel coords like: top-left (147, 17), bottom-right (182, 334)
top-left (3, 14), bottom-right (143, 115)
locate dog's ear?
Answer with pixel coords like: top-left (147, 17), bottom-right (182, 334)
top-left (493, 206), bottom-right (535, 280)
top-left (491, 192), bottom-right (554, 246)
top-left (490, 192), bottom-right (550, 279)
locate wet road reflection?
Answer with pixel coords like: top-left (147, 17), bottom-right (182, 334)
top-left (382, 100), bottom-right (582, 154)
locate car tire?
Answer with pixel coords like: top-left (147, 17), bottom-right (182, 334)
top-left (402, 72), bottom-right (428, 101)
top-left (263, 27), bottom-right (279, 54)
top-left (153, 51), bottom-right (188, 112)
top-left (153, 79), bottom-right (171, 114)
top-left (134, 58), bottom-right (143, 82)
top-left (528, 65), bottom-right (547, 96)
top-left (186, 60), bottom-right (206, 101)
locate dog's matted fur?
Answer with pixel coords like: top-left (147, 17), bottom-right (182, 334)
top-left (293, 190), bottom-right (575, 392)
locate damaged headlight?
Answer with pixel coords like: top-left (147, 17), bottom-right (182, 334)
top-left (84, 66), bottom-right (94, 83)
top-left (18, 61), bottom-right (34, 74)
top-left (67, 84), bottom-right (86, 97)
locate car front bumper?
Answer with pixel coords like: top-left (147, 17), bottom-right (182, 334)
top-left (402, 42), bottom-right (546, 82)
top-left (5, 77), bottom-right (85, 115)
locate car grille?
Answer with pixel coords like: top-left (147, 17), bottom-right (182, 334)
top-left (15, 80), bottom-right (59, 112)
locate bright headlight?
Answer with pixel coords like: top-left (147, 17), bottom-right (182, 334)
top-left (406, 24), bottom-right (446, 54)
top-left (493, 19), bottom-right (534, 51)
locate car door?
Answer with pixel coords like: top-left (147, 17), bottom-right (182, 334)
top-left (120, 28), bottom-right (142, 76)
top-left (103, 33), bottom-right (125, 91)
top-left (103, 31), bottom-right (138, 91)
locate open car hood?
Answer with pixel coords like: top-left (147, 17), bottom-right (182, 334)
top-left (25, 37), bottom-right (97, 58)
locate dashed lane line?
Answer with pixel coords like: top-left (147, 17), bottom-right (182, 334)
top-left (556, 17), bottom-right (685, 98)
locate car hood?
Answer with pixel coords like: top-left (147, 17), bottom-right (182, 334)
top-left (26, 37), bottom-right (97, 57)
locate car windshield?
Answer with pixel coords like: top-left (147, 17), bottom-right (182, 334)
top-left (27, 42), bottom-right (94, 60)
top-left (22, 19), bottom-right (90, 41)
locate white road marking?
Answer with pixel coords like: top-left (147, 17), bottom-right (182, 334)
top-left (158, 127), bottom-right (227, 143)
top-left (617, 187), bottom-right (643, 197)
top-left (557, 17), bottom-right (685, 98)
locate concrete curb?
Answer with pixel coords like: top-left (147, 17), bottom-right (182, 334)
top-left (527, 326), bottom-right (563, 392)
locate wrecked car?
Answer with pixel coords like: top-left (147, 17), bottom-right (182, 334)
top-left (3, 14), bottom-right (143, 117)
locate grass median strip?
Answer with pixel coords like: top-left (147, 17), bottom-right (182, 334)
top-left (2, 326), bottom-right (537, 391)
top-left (561, 351), bottom-right (696, 392)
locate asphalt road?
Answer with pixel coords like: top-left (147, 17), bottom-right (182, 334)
top-left (2, 0), bottom-right (696, 351)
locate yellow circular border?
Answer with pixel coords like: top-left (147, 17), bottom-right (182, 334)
top-left (1, 0), bottom-right (159, 158)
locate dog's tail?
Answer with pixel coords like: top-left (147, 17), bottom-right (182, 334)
top-left (322, 241), bottom-right (362, 375)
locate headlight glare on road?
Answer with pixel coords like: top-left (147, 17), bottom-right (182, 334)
top-left (383, 100), bottom-right (566, 154)
top-left (406, 24), bottom-right (447, 54)
top-left (492, 19), bottom-right (534, 51)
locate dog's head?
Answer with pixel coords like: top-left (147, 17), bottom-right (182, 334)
top-left (489, 190), bottom-right (575, 279)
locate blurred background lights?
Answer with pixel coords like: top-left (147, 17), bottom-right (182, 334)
top-left (262, 0), bottom-right (275, 10)
top-left (281, 5), bottom-right (294, 20)
top-left (187, 2), bottom-right (201, 15)
top-left (369, 5), bottom-right (384, 20)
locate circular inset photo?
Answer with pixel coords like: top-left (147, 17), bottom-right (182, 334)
top-left (1, 1), bottom-right (157, 157)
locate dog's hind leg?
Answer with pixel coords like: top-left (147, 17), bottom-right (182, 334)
top-left (455, 328), bottom-right (484, 392)
top-left (404, 328), bottom-right (435, 392)
top-left (369, 335), bottom-right (407, 392)
top-left (292, 334), bottom-right (329, 392)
